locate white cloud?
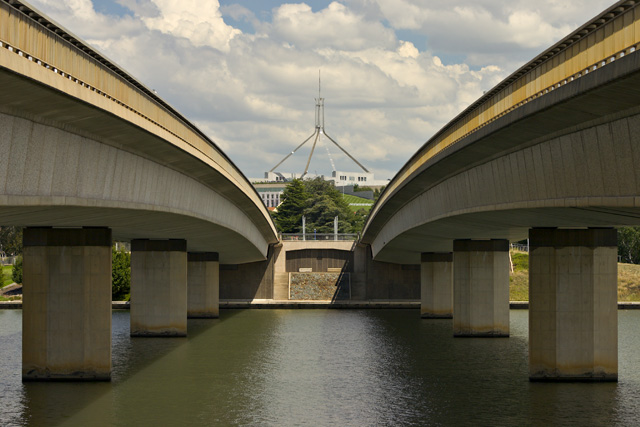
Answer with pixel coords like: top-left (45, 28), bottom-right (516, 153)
top-left (269, 2), bottom-right (397, 51)
top-left (30, 0), bottom-right (140, 41)
top-left (126, 0), bottom-right (241, 51)
top-left (24, 0), bottom-right (616, 181)
top-left (345, 0), bottom-right (614, 66)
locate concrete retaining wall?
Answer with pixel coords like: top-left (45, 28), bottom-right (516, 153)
top-left (286, 249), bottom-right (354, 273)
top-left (219, 245), bottom-right (278, 299)
top-left (218, 242), bottom-right (419, 301)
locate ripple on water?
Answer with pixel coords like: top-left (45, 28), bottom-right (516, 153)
top-left (1, 309), bottom-right (640, 426)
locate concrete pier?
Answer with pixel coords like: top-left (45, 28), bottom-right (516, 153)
top-left (187, 252), bottom-right (219, 318)
top-left (453, 239), bottom-right (509, 337)
top-left (529, 228), bottom-right (618, 381)
top-left (22, 227), bottom-right (112, 381)
top-left (130, 239), bottom-right (187, 337)
top-left (420, 253), bottom-right (453, 318)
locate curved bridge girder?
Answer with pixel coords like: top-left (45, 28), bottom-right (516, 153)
top-left (364, 38), bottom-right (640, 263)
top-left (0, 1), bottom-right (278, 262)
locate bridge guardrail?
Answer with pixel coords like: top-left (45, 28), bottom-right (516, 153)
top-left (367, 0), bottom-right (640, 235)
top-left (510, 243), bottom-right (529, 253)
top-left (280, 233), bottom-right (359, 241)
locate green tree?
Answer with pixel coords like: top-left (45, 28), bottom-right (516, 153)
top-left (112, 245), bottom-right (131, 300)
top-left (12, 255), bottom-right (22, 284)
top-left (352, 208), bottom-right (368, 234)
top-left (304, 194), bottom-right (345, 233)
top-left (273, 179), bottom-right (309, 232)
top-left (272, 177), bottom-right (366, 234)
top-left (0, 226), bottom-right (23, 256)
top-left (618, 227), bottom-right (640, 264)
top-left (303, 178), bottom-right (355, 233)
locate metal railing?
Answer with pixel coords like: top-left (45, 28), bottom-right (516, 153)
top-left (280, 233), bottom-right (359, 241)
top-left (510, 243), bottom-right (529, 252)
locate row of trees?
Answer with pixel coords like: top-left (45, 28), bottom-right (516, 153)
top-left (618, 227), bottom-right (640, 264)
top-left (273, 178), bottom-right (368, 234)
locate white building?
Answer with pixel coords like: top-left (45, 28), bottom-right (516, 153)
top-left (254, 184), bottom-right (287, 209)
top-left (263, 171), bottom-right (320, 182)
top-left (328, 170), bottom-right (389, 187)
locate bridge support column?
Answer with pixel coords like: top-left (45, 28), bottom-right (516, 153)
top-left (529, 228), bottom-right (617, 381)
top-left (453, 239), bottom-right (509, 337)
top-left (22, 227), bottom-right (112, 381)
top-left (421, 253), bottom-right (453, 318)
top-left (187, 252), bottom-right (219, 318)
top-left (130, 239), bottom-right (187, 337)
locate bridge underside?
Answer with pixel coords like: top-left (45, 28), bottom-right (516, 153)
top-left (375, 206), bottom-right (640, 264)
top-left (0, 204), bottom-right (263, 263)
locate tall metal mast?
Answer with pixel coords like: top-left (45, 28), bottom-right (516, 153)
top-left (269, 71), bottom-right (369, 176)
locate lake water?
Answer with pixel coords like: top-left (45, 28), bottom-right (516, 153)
top-left (1, 309), bottom-right (640, 426)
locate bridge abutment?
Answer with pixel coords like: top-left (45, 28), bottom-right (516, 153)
top-left (130, 239), bottom-right (187, 337)
top-left (453, 239), bottom-right (509, 337)
top-left (529, 228), bottom-right (618, 382)
top-left (420, 252), bottom-right (453, 318)
top-left (187, 252), bottom-right (219, 318)
top-left (22, 227), bottom-right (112, 381)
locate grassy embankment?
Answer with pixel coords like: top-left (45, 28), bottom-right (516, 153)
top-left (510, 250), bottom-right (640, 301)
top-left (0, 265), bottom-right (18, 301)
top-left (342, 194), bottom-right (373, 212)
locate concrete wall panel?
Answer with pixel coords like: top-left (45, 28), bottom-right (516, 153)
top-left (529, 229), bottom-right (617, 380)
top-left (285, 249), bottom-right (354, 273)
top-left (130, 244), bottom-right (187, 337)
top-left (421, 254), bottom-right (453, 318)
top-left (596, 123), bottom-right (619, 196)
top-left (22, 227), bottom-right (112, 381)
top-left (0, 112), bottom-right (269, 262)
top-left (220, 247), bottom-right (276, 300)
top-left (371, 110), bottom-right (640, 263)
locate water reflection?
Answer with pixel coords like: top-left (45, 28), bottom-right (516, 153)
top-left (1, 309), bottom-right (639, 426)
top-left (0, 310), bottom-right (26, 425)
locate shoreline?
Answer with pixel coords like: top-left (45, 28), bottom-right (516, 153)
top-left (2, 300), bottom-right (640, 310)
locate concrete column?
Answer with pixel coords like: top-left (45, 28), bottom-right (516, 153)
top-left (453, 239), bottom-right (509, 337)
top-left (187, 252), bottom-right (219, 318)
top-left (130, 239), bottom-right (187, 337)
top-left (529, 228), bottom-right (617, 382)
top-left (421, 252), bottom-right (453, 318)
top-left (22, 227), bottom-right (112, 381)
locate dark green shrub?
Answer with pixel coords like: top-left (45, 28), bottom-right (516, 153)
top-left (12, 255), bottom-right (22, 284)
top-left (112, 246), bottom-right (130, 301)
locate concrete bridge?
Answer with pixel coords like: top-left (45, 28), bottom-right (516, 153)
top-left (0, 0), bottom-right (278, 380)
top-left (5, 0), bottom-right (640, 384)
top-left (361, 0), bottom-right (640, 381)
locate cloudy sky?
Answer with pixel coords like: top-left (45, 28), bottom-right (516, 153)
top-left (28, 0), bottom-right (614, 181)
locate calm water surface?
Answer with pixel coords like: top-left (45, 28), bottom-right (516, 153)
top-left (1, 309), bottom-right (640, 426)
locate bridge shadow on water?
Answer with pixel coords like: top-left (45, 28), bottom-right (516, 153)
top-left (9, 309), bottom-right (636, 425)
top-left (18, 308), bottom-right (247, 427)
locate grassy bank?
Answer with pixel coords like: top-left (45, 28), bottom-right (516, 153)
top-left (510, 250), bottom-right (640, 302)
top-left (0, 265), bottom-right (18, 301)
top-left (2, 265), bottom-right (12, 287)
